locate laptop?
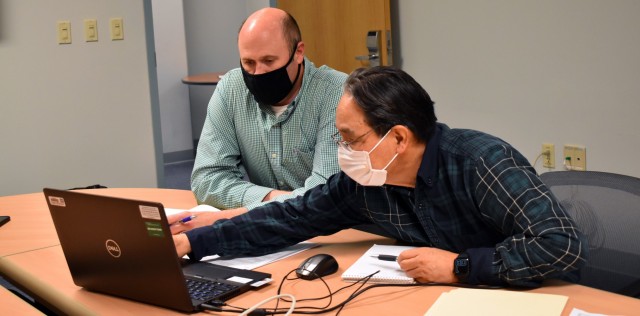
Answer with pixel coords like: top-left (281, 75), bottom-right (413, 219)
top-left (43, 188), bottom-right (272, 313)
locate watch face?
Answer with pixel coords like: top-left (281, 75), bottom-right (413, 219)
top-left (455, 258), bottom-right (469, 274)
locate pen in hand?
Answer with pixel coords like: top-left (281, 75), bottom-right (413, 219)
top-left (371, 254), bottom-right (398, 262)
top-left (175, 215), bottom-right (197, 225)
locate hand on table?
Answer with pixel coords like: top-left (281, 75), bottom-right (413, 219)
top-left (397, 247), bottom-right (459, 283)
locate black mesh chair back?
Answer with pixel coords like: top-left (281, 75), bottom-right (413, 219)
top-left (540, 171), bottom-right (640, 298)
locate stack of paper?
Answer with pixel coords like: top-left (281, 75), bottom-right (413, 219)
top-left (425, 288), bottom-right (568, 316)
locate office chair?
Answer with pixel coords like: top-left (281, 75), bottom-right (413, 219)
top-left (540, 171), bottom-right (640, 298)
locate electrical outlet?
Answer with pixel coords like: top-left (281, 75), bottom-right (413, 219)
top-left (563, 145), bottom-right (586, 171)
top-left (542, 143), bottom-right (555, 168)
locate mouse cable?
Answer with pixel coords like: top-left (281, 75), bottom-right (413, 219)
top-left (275, 269), bottom-right (380, 313)
top-left (220, 268), bottom-right (326, 316)
top-left (280, 270), bottom-right (378, 303)
top-left (266, 271), bottom-right (381, 315)
top-left (255, 273), bottom-right (503, 315)
top-left (273, 269), bottom-right (305, 314)
top-left (274, 267), bottom-right (340, 313)
top-left (209, 270), bottom-right (504, 315)
top-left (239, 294), bottom-right (296, 316)
top-left (222, 270), bottom-right (379, 315)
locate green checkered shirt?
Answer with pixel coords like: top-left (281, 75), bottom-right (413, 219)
top-left (191, 58), bottom-right (347, 209)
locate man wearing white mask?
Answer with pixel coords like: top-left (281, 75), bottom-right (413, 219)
top-left (171, 66), bottom-right (587, 287)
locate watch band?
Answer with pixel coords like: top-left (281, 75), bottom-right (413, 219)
top-left (453, 252), bottom-right (470, 283)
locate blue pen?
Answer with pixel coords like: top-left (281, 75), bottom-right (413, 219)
top-left (177, 215), bottom-right (197, 224)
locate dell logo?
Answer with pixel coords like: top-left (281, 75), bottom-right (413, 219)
top-left (105, 239), bottom-right (121, 258)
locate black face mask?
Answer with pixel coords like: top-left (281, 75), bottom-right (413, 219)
top-left (241, 43), bottom-right (302, 105)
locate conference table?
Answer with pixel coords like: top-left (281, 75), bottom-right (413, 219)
top-left (1, 188), bottom-right (639, 315)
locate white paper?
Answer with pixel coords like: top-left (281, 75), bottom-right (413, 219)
top-left (200, 242), bottom-right (319, 270)
top-left (165, 204), bottom-right (221, 216)
top-left (569, 308), bottom-right (608, 316)
top-left (341, 244), bottom-right (416, 283)
top-left (166, 205), bottom-right (316, 270)
top-left (424, 288), bottom-right (568, 316)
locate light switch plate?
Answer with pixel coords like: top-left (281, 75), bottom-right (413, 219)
top-left (84, 19), bottom-right (98, 42)
top-left (57, 20), bottom-right (72, 44)
top-left (110, 18), bottom-right (124, 40)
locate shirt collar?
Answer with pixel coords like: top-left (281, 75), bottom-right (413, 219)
top-left (417, 123), bottom-right (444, 187)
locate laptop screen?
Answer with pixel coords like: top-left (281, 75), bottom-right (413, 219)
top-left (43, 188), bottom-right (271, 312)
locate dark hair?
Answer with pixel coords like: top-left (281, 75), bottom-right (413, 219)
top-left (282, 12), bottom-right (301, 53)
top-left (343, 66), bottom-right (437, 143)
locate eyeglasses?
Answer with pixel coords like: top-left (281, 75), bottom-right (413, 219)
top-left (332, 129), bottom-right (374, 151)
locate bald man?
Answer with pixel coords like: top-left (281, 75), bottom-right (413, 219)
top-left (191, 8), bottom-right (347, 210)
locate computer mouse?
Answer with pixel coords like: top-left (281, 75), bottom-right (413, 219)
top-left (295, 253), bottom-right (339, 280)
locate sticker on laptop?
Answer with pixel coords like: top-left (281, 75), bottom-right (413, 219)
top-left (139, 205), bottom-right (161, 220)
top-left (48, 196), bottom-right (66, 207)
top-left (145, 221), bottom-right (164, 238)
top-left (227, 276), bottom-right (252, 284)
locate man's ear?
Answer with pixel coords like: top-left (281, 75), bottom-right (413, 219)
top-left (391, 125), bottom-right (412, 154)
top-left (295, 41), bottom-right (305, 63)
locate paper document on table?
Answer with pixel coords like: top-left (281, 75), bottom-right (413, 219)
top-left (164, 204), bottom-right (221, 216)
top-left (165, 206), bottom-right (316, 269)
top-left (199, 242), bottom-right (319, 270)
top-left (341, 244), bottom-right (416, 283)
top-left (424, 288), bottom-right (568, 316)
top-left (569, 308), bottom-right (608, 316)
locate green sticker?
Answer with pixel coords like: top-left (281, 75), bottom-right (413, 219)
top-left (145, 221), bottom-right (164, 238)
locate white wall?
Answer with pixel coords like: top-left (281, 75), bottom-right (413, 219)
top-left (0, 0), bottom-right (161, 195)
top-left (151, 0), bottom-right (192, 160)
top-left (395, 1), bottom-right (640, 177)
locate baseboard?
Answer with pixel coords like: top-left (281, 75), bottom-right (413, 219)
top-left (163, 149), bottom-right (195, 164)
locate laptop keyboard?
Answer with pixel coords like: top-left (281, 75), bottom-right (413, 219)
top-left (186, 278), bottom-right (241, 302)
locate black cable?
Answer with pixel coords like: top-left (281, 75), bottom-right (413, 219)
top-left (265, 278), bottom-right (503, 314)
top-left (261, 271), bottom-right (380, 315)
top-left (202, 270), bottom-right (503, 315)
top-left (273, 268), bottom-right (299, 315)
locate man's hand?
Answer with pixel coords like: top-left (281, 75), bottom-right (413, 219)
top-left (167, 211), bottom-right (219, 235)
top-left (262, 190), bottom-right (291, 201)
top-left (167, 207), bottom-right (249, 235)
top-left (173, 233), bottom-right (192, 257)
top-left (397, 247), bottom-right (459, 283)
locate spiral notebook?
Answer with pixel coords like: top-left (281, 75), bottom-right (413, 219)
top-left (341, 244), bottom-right (417, 284)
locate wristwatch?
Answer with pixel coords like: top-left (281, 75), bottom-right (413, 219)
top-left (453, 252), bottom-right (470, 283)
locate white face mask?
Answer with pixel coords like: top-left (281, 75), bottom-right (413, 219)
top-left (338, 130), bottom-right (398, 186)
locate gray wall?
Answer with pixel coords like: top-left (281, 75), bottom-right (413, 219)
top-left (0, 0), bottom-right (161, 195)
top-left (182, 0), bottom-right (269, 144)
top-left (3, 0), bottom-right (638, 196)
top-left (152, 0), bottom-right (193, 162)
top-left (176, 0), bottom-right (640, 178)
top-left (395, 1), bottom-right (640, 177)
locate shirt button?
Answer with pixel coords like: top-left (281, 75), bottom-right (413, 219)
top-left (271, 153), bottom-right (277, 158)
top-left (278, 181), bottom-right (284, 186)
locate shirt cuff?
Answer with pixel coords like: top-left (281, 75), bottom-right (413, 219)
top-left (185, 225), bottom-right (220, 261)
top-left (466, 247), bottom-right (504, 286)
top-left (242, 185), bottom-right (274, 210)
